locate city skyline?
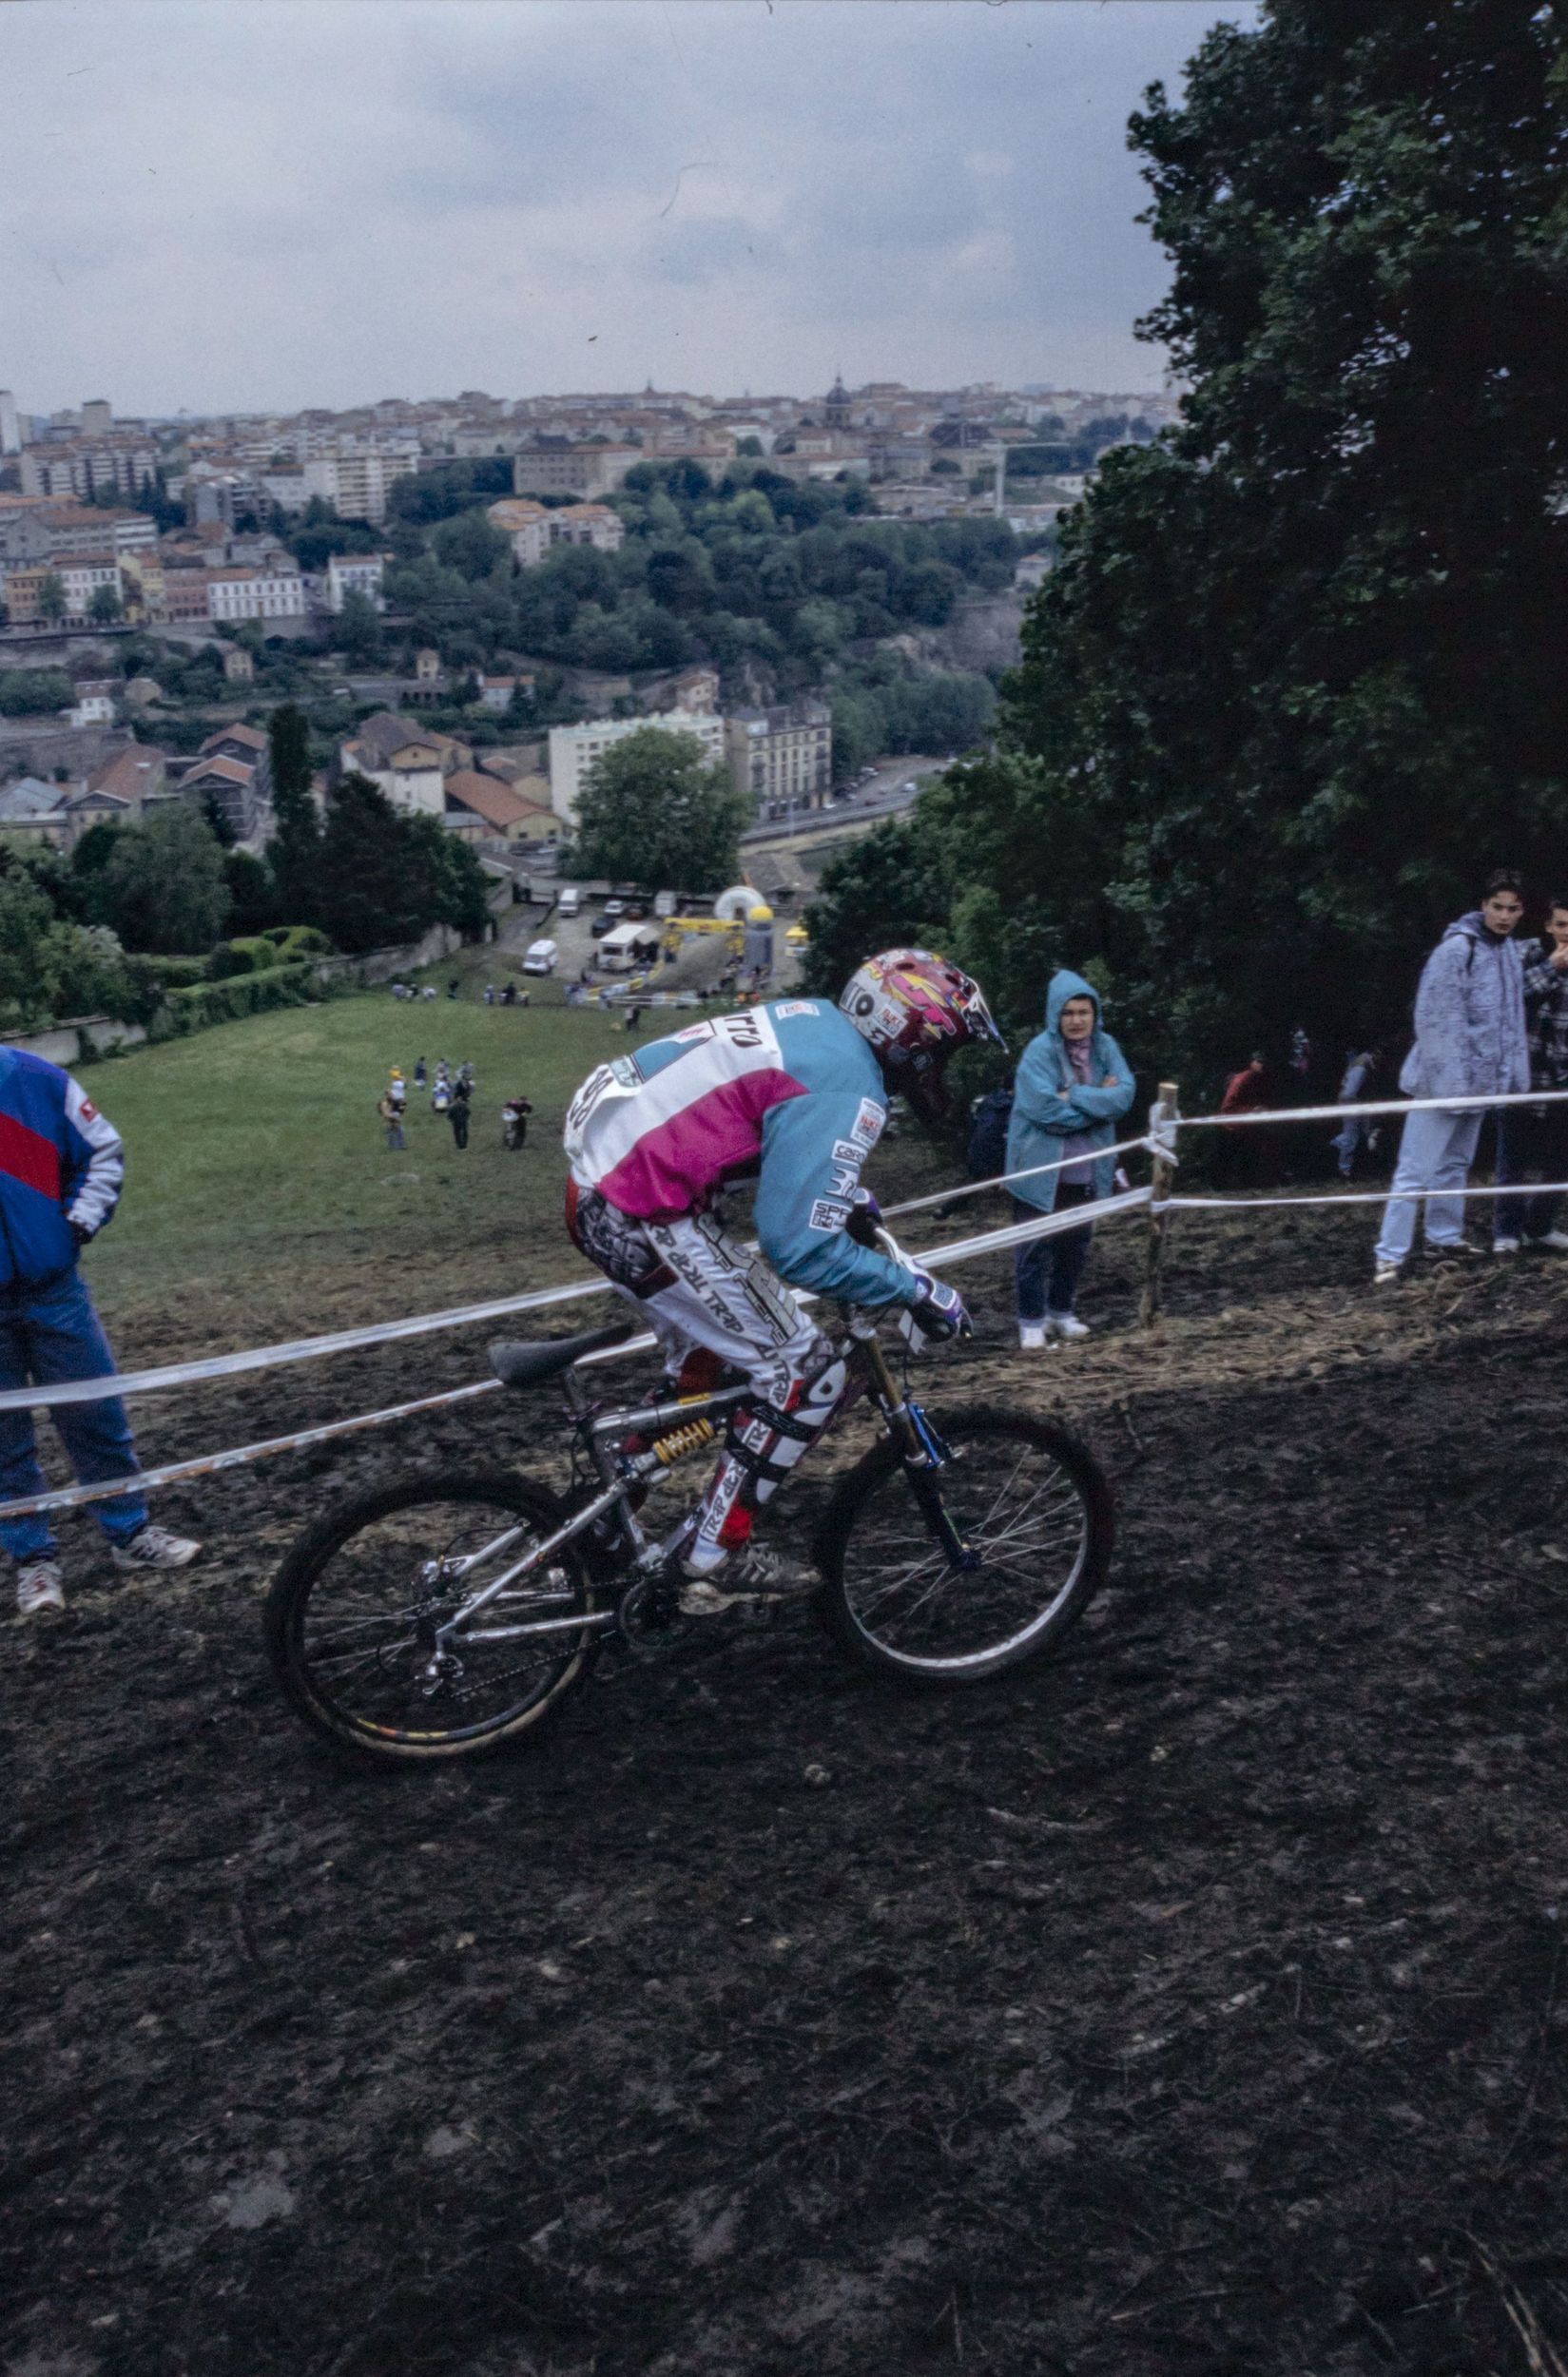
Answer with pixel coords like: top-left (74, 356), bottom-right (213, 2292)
top-left (3, 0), bottom-right (1252, 420)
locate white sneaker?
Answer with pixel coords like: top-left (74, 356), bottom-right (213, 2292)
top-left (1493, 1237), bottom-right (1521, 1256)
top-left (1018, 1324), bottom-right (1049, 1350)
top-left (676, 1541), bottom-right (814, 1615)
top-left (1538, 1230), bottom-right (1568, 1252)
top-left (1373, 1261), bottom-right (1402, 1286)
top-left (16, 1559), bottom-right (65, 1615)
top-left (110, 1523), bottom-right (202, 1574)
top-left (1046, 1314), bottom-right (1091, 1342)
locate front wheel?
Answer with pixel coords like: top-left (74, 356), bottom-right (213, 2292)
top-left (264, 1473), bottom-right (602, 1764)
top-left (814, 1405), bottom-right (1113, 1686)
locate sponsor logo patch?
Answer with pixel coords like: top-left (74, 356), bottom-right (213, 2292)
top-left (774, 1000), bottom-right (817, 1017)
top-left (850, 1097), bottom-right (885, 1150)
top-left (808, 1197), bottom-right (851, 1233)
top-left (79, 1098), bottom-right (98, 1121)
top-left (609, 1057), bottom-right (642, 1089)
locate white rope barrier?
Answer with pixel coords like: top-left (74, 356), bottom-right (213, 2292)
top-left (0, 1187), bottom-right (1154, 1524)
top-left (883, 1133), bottom-right (1159, 1220)
top-left (1176, 1085), bottom-right (1568, 1130)
top-left (0, 1273), bottom-right (615, 1417)
top-left (1158, 1180), bottom-right (1568, 1214)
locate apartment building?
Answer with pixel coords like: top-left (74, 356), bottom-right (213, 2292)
top-left (725, 700), bottom-right (833, 817)
top-left (547, 707), bottom-right (726, 826)
top-left (325, 551), bottom-right (390, 612)
top-left (486, 497), bottom-right (625, 568)
top-left (58, 556), bottom-right (124, 617)
top-left (205, 565), bottom-right (306, 623)
top-left (19, 438), bottom-right (159, 502)
top-left (301, 449), bottom-right (416, 526)
top-left (511, 443), bottom-right (639, 500)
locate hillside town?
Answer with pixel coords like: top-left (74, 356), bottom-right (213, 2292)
top-left (0, 375), bottom-right (1171, 863)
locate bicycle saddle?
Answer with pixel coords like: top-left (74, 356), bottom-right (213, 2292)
top-left (489, 1320), bottom-right (635, 1387)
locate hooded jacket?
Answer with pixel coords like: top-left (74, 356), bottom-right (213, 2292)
top-left (1399, 913), bottom-right (1528, 1102)
top-left (1005, 970), bottom-right (1135, 1214)
top-left (0, 1047), bottom-right (125, 1286)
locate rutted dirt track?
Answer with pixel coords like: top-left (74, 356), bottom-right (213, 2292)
top-left (4, 1210), bottom-right (1568, 2375)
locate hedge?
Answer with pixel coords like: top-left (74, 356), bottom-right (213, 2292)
top-left (149, 961), bottom-right (344, 1039)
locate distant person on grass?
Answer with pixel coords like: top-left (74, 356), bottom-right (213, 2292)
top-left (1494, 893), bottom-right (1568, 1254)
top-left (1373, 870), bottom-right (1527, 1285)
top-left (377, 1091), bottom-right (406, 1151)
top-left (1007, 970), bottom-right (1134, 1348)
top-left (448, 1080), bottom-right (472, 1150)
top-left (0, 1047), bottom-right (200, 1617)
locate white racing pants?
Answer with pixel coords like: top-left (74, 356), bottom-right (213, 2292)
top-left (566, 1181), bottom-right (847, 1572)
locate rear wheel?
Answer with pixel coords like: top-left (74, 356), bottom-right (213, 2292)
top-left (264, 1473), bottom-right (602, 1764)
top-left (815, 1405), bottom-right (1113, 1686)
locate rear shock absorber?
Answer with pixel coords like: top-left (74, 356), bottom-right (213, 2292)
top-left (648, 1416), bottom-right (718, 1467)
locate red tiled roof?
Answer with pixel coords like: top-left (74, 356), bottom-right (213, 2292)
top-left (443, 770), bottom-right (549, 832)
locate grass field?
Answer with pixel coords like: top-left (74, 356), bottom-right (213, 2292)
top-left (77, 989), bottom-right (674, 1354)
top-left (76, 983), bottom-right (952, 1362)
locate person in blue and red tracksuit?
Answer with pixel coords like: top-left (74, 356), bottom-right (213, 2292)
top-left (0, 1045), bottom-right (201, 1616)
top-left (563, 948), bottom-right (1003, 1616)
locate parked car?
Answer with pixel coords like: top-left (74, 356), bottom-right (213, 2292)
top-left (590, 913), bottom-right (616, 938)
top-left (522, 938), bottom-right (559, 976)
top-left (602, 899), bottom-right (627, 920)
top-left (556, 887), bottom-right (582, 918)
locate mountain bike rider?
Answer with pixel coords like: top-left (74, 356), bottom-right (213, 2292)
top-left (563, 949), bottom-right (1005, 1613)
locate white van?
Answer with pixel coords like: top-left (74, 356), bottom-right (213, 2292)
top-left (523, 938), bottom-right (558, 976)
top-left (556, 887), bottom-right (582, 918)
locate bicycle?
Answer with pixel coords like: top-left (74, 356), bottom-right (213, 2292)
top-left (263, 1225), bottom-right (1115, 1765)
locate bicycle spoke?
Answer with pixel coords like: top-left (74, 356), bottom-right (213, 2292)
top-left (832, 1420), bottom-right (1103, 1671)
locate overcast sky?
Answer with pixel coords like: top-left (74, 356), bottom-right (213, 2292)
top-left (3, 0), bottom-right (1254, 419)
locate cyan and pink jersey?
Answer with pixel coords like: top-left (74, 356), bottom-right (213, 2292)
top-left (564, 1000), bottom-right (919, 1307)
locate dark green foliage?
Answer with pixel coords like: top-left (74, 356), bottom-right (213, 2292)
top-left (334, 589), bottom-right (383, 666)
top-left (201, 791), bottom-right (237, 849)
top-left (387, 458), bottom-right (513, 527)
top-left (800, 820), bottom-right (956, 1000)
top-left (431, 510), bottom-right (510, 582)
top-left (381, 462), bottom-right (1016, 675)
top-left (573, 726), bottom-right (748, 894)
top-left (223, 848), bottom-right (282, 937)
top-left (97, 803), bottom-right (232, 955)
top-left (267, 701), bottom-right (320, 922)
top-left (829, 657), bottom-right (995, 777)
top-left (287, 500), bottom-right (385, 575)
top-left (311, 773), bottom-right (490, 954)
top-left (0, 668), bottom-right (74, 716)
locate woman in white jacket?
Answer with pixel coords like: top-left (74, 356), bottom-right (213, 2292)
top-left (1373, 872), bottom-right (1527, 1283)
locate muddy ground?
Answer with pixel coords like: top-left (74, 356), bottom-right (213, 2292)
top-left (4, 1206), bottom-right (1568, 2376)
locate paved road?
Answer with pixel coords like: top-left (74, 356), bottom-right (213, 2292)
top-left (742, 756), bottom-right (944, 848)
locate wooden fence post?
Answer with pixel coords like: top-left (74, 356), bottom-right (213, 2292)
top-left (1139, 1080), bottom-right (1181, 1329)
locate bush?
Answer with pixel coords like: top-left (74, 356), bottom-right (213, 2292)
top-left (151, 961), bottom-right (323, 1039)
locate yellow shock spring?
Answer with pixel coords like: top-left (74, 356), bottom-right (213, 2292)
top-left (652, 1417), bottom-right (717, 1465)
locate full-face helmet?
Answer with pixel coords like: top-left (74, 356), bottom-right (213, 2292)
top-left (839, 947), bottom-right (1005, 1115)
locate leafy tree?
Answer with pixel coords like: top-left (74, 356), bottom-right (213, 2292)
top-left (573, 726), bottom-right (748, 893)
top-left (88, 583), bottom-right (123, 625)
top-left (267, 701), bottom-right (319, 920)
top-left (99, 804), bottom-right (232, 954)
top-left (36, 572), bottom-right (67, 625)
top-left (335, 588), bottom-right (383, 666)
top-left (0, 668), bottom-right (74, 717)
top-left (801, 819), bottom-right (955, 1000)
top-left (432, 508), bottom-right (510, 582)
top-left (223, 847), bottom-right (281, 937)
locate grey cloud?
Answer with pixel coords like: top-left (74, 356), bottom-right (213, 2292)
top-left (1, 0), bottom-right (1255, 415)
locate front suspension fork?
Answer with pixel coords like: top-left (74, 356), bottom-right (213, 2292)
top-left (860, 1335), bottom-right (981, 1574)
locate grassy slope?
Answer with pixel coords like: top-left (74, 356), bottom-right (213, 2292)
top-left (79, 992), bottom-right (651, 1355)
top-left (76, 984), bottom-right (956, 1364)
